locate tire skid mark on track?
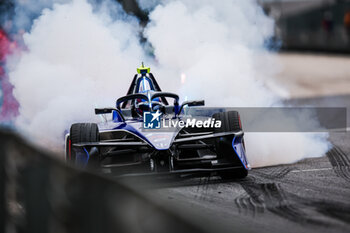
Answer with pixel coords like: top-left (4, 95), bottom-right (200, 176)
top-left (254, 167), bottom-right (292, 180)
top-left (235, 181), bottom-right (265, 216)
top-left (262, 183), bottom-right (320, 225)
top-left (202, 176), bottom-right (212, 202)
top-left (234, 193), bottom-right (265, 216)
top-left (239, 182), bottom-right (326, 225)
top-left (234, 194), bottom-right (247, 214)
top-left (310, 201), bottom-right (350, 224)
top-left (194, 176), bottom-right (212, 202)
top-left (285, 192), bottom-right (350, 225)
top-left (193, 177), bottom-right (204, 200)
top-left (327, 146), bottom-right (350, 182)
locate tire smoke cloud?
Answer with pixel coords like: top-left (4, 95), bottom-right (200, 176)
top-left (5, 0), bottom-right (330, 166)
top-left (142, 0), bottom-right (330, 167)
top-left (7, 0), bottom-right (147, 150)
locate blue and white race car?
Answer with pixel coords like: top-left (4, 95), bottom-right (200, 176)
top-left (65, 64), bottom-right (250, 178)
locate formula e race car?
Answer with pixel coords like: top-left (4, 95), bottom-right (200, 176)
top-left (65, 64), bottom-right (250, 178)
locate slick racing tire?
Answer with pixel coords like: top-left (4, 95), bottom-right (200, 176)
top-left (69, 123), bottom-right (99, 166)
top-left (212, 111), bottom-right (247, 179)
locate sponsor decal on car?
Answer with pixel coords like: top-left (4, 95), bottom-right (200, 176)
top-left (143, 110), bottom-right (221, 129)
top-left (143, 110), bottom-right (162, 129)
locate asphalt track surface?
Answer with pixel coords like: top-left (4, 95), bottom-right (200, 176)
top-left (127, 95), bottom-right (350, 233)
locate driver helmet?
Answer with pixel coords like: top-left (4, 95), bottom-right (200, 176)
top-left (135, 89), bottom-right (162, 115)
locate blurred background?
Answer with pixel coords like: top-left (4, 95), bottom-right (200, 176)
top-left (260, 0), bottom-right (350, 98)
top-left (261, 0), bottom-right (350, 53)
top-left (1, 0), bottom-right (350, 120)
top-left (0, 1), bottom-right (350, 233)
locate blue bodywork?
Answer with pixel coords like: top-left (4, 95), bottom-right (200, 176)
top-left (72, 71), bottom-right (250, 173)
top-left (75, 116), bottom-right (250, 170)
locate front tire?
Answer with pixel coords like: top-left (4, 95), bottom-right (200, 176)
top-left (68, 123), bottom-right (99, 166)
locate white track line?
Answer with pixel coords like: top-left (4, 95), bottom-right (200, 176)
top-left (329, 127), bottom-right (350, 132)
top-left (291, 168), bottom-right (333, 173)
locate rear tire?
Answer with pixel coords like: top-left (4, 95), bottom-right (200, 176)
top-left (69, 123), bottom-right (99, 166)
top-left (212, 111), bottom-right (247, 179)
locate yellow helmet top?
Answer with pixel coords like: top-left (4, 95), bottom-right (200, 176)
top-left (137, 62), bottom-right (150, 74)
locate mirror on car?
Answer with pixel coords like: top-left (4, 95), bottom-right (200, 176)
top-left (95, 108), bottom-right (115, 115)
top-left (184, 100), bottom-right (205, 107)
top-left (177, 100), bottom-right (205, 116)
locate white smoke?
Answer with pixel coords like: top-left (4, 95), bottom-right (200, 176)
top-left (6, 0), bottom-right (69, 32)
top-left (143, 0), bottom-right (331, 167)
top-left (144, 0), bottom-right (277, 105)
top-left (7, 0), bottom-right (330, 166)
top-left (9, 0), bottom-right (147, 150)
